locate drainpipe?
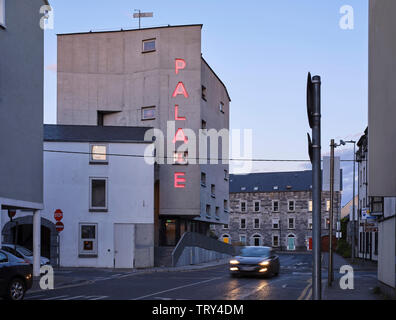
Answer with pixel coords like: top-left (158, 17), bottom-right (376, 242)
top-left (33, 210), bottom-right (41, 278)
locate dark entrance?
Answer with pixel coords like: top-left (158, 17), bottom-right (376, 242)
top-left (10, 224), bottom-right (51, 259)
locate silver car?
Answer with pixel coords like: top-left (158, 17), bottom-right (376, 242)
top-left (1, 244), bottom-right (50, 266)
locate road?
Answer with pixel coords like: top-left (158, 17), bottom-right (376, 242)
top-left (24, 253), bottom-right (320, 300)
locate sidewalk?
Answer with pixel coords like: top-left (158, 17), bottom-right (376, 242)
top-left (322, 252), bottom-right (382, 300)
top-left (30, 258), bottom-right (229, 293)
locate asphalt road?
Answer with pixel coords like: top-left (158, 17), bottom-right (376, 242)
top-left (24, 253), bottom-right (318, 300)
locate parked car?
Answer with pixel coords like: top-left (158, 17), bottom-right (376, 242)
top-left (229, 246), bottom-right (280, 277)
top-left (2, 244), bottom-right (50, 266)
top-left (0, 249), bottom-right (33, 300)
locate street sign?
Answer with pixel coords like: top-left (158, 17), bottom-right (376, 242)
top-left (8, 210), bottom-right (16, 219)
top-left (133, 12), bottom-right (153, 18)
top-left (362, 208), bottom-right (376, 220)
top-left (54, 209), bottom-right (63, 222)
top-left (55, 222), bottom-right (64, 232)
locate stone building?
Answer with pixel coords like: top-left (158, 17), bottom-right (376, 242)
top-left (212, 171), bottom-right (342, 251)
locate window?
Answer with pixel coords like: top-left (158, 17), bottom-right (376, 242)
top-left (219, 101), bottom-right (225, 113)
top-left (325, 218), bottom-right (330, 229)
top-left (223, 224), bottom-right (229, 230)
top-left (272, 219), bottom-right (279, 229)
top-left (201, 119), bottom-right (207, 130)
top-left (308, 218), bottom-right (313, 230)
top-left (326, 200), bottom-right (331, 212)
top-left (240, 235), bottom-right (247, 245)
top-left (240, 218), bottom-right (246, 229)
top-left (0, 0), bottom-right (5, 27)
top-left (272, 235), bottom-right (279, 247)
top-left (254, 218), bottom-right (260, 229)
top-left (211, 184), bottom-right (216, 198)
top-left (0, 252), bottom-right (7, 263)
top-left (173, 151), bottom-right (188, 165)
top-left (288, 200), bottom-right (295, 212)
top-left (90, 144), bottom-right (108, 164)
top-left (240, 201), bottom-right (247, 213)
top-left (141, 106), bottom-right (156, 120)
top-left (308, 200), bottom-right (313, 212)
top-left (224, 200), bottom-right (229, 212)
top-left (210, 224), bottom-right (216, 230)
top-left (254, 201), bottom-right (260, 212)
top-left (142, 39), bottom-right (156, 52)
top-left (374, 232), bottom-right (378, 255)
top-left (371, 197), bottom-right (384, 214)
top-left (202, 86), bottom-right (207, 101)
top-left (272, 200), bottom-right (279, 212)
top-left (222, 235), bottom-right (230, 244)
top-left (224, 170), bottom-right (229, 181)
top-left (79, 224), bottom-right (98, 256)
top-left (201, 172), bottom-right (206, 187)
top-left (288, 217), bottom-right (295, 229)
top-left (206, 204), bottom-right (211, 217)
top-left (215, 207), bottom-right (220, 219)
top-left (90, 178), bottom-right (108, 211)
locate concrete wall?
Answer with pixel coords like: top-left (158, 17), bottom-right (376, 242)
top-left (56, 25), bottom-right (230, 225)
top-left (175, 246), bottom-right (231, 267)
top-left (40, 141), bottom-right (154, 268)
top-left (0, 0), bottom-right (44, 208)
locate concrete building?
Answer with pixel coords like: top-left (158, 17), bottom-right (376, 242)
top-left (0, 0), bottom-right (48, 276)
top-left (369, 0), bottom-right (396, 297)
top-left (1, 125), bottom-right (155, 268)
top-left (212, 171), bottom-right (342, 252)
top-left (55, 25), bottom-right (230, 257)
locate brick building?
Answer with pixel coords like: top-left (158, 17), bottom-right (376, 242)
top-left (212, 171), bottom-right (342, 251)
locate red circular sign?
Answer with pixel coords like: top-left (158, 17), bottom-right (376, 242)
top-left (8, 210), bottom-right (16, 218)
top-left (55, 222), bottom-right (64, 232)
top-left (54, 209), bottom-right (63, 222)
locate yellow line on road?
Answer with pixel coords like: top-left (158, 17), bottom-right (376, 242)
top-left (297, 278), bottom-right (312, 300)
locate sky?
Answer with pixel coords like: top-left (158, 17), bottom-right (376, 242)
top-left (43, 0), bottom-right (369, 205)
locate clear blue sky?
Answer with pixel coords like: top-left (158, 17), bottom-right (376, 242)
top-left (44, 0), bottom-right (368, 204)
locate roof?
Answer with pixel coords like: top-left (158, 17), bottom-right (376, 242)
top-left (229, 171), bottom-right (313, 193)
top-left (44, 125), bottom-right (153, 143)
top-left (201, 57), bottom-right (231, 102)
top-left (57, 24), bottom-right (203, 37)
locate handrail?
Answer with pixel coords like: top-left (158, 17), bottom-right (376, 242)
top-left (172, 232), bottom-right (234, 267)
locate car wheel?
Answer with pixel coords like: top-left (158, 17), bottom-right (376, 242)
top-left (7, 278), bottom-right (26, 301)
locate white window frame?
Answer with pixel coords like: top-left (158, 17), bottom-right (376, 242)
top-left (272, 200), bottom-right (279, 212)
top-left (142, 38), bottom-right (156, 53)
top-left (272, 218), bottom-right (280, 230)
top-left (222, 224), bottom-right (229, 230)
top-left (79, 223), bottom-right (98, 256)
top-left (254, 200), bottom-right (261, 213)
top-left (272, 234), bottom-right (280, 247)
top-left (288, 217), bottom-right (295, 229)
top-left (308, 218), bottom-right (313, 230)
top-left (288, 200), bottom-right (295, 212)
top-left (240, 200), bottom-right (247, 213)
top-left (253, 218), bottom-right (260, 229)
top-left (90, 144), bottom-right (108, 164)
top-left (89, 177), bottom-right (108, 212)
top-left (0, 0), bottom-right (5, 28)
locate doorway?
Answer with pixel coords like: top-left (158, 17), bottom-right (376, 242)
top-left (114, 224), bottom-right (135, 268)
top-left (287, 234), bottom-right (296, 251)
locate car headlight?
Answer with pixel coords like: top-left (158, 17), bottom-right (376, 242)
top-left (229, 259), bottom-right (240, 265)
top-left (26, 273), bottom-right (32, 280)
top-left (259, 260), bottom-right (270, 266)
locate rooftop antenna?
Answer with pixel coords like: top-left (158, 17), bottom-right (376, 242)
top-left (133, 9), bottom-right (154, 29)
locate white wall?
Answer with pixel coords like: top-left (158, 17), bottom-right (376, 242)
top-left (41, 141), bottom-right (154, 268)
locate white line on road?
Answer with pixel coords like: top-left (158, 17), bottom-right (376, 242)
top-left (131, 277), bottom-right (224, 300)
top-left (43, 295), bottom-right (69, 300)
top-left (89, 296), bottom-right (108, 300)
top-left (61, 295), bottom-right (86, 300)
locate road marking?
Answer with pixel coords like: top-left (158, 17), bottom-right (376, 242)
top-left (61, 295), bottom-right (86, 300)
top-left (131, 277), bottom-right (224, 300)
top-left (89, 296), bottom-right (108, 300)
top-left (297, 278), bottom-right (312, 300)
top-left (25, 294), bottom-right (45, 300)
top-left (43, 295), bottom-right (69, 300)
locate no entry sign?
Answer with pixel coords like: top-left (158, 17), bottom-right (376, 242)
top-left (54, 209), bottom-right (63, 221)
top-left (56, 222), bottom-right (64, 232)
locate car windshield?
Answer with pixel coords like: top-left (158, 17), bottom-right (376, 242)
top-left (240, 247), bottom-right (271, 257)
top-left (17, 247), bottom-right (33, 257)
